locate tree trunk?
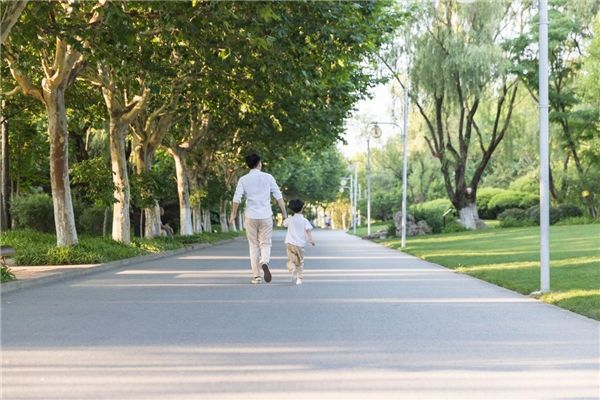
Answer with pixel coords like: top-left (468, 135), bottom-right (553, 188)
top-left (47, 90), bottom-right (79, 246)
top-left (145, 204), bottom-right (161, 238)
top-left (1, 100), bottom-right (10, 231)
top-left (171, 149), bottom-right (193, 235)
top-left (219, 198), bottom-right (229, 232)
top-left (202, 208), bottom-right (212, 232)
top-left (6, 38), bottom-right (84, 245)
top-left (109, 121), bottom-right (131, 244)
top-left (103, 207), bottom-right (109, 237)
top-left (458, 203), bottom-right (479, 230)
top-left (188, 169), bottom-right (203, 234)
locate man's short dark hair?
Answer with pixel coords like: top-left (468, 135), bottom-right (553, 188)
top-left (288, 199), bottom-right (304, 213)
top-left (245, 153), bottom-right (261, 169)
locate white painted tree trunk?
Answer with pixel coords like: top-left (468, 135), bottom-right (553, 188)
top-left (202, 208), bottom-right (212, 232)
top-left (172, 150), bottom-right (193, 236)
top-left (458, 203), bottom-right (483, 230)
top-left (144, 203), bottom-right (161, 238)
top-left (219, 198), bottom-right (229, 233)
top-left (47, 90), bottom-right (78, 246)
top-left (109, 122), bottom-right (131, 244)
top-left (192, 206), bottom-right (203, 233)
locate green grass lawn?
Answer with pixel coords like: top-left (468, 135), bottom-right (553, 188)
top-left (381, 224), bottom-right (600, 320)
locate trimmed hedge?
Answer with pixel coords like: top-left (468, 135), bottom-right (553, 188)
top-left (476, 188), bottom-right (505, 219)
top-left (487, 190), bottom-right (539, 218)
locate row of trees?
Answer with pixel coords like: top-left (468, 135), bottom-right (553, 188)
top-left (1, 1), bottom-right (403, 245)
top-left (367, 0), bottom-right (599, 228)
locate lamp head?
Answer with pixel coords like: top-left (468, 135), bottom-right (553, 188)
top-left (370, 123), bottom-right (382, 139)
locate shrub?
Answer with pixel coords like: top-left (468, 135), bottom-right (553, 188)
top-left (79, 205), bottom-right (111, 235)
top-left (442, 220), bottom-right (468, 233)
top-left (555, 216), bottom-right (599, 226)
top-left (11, 194), bottom-right (55, 233)
top-left (526, 205), bottom-right (562, 225)
top-left (498, 208), bottom-right (534, 228)
top-left (508, 174), bottom-right (538, 193)
top-left (1, 266), bottom-right (15, 283)
top-left (410, 198), bottom-right (453, 233)
top-left (476, 188), bottom-right (505, 219)
top-left (387, 223), bottom-right (396, 237)
top-left (518, 193), bottom-right (539, 209)
top-left (488, 191), bottom-right (538, 218)
top-left (556, 204), bottom-right (583, 219)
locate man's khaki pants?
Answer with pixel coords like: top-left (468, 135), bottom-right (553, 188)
top-left (245, 217), bottom-right (273, 278)
top-left (286, 243), bottom-right (304, 279)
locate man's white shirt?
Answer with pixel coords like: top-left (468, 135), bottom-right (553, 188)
top-left (233, 169), bottom-right (283, 219)
top-left (283, 214), bottom-right (313, 247)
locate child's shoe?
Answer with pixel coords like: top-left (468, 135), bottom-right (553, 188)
top-left (295, 278), bottom-right (302, 285)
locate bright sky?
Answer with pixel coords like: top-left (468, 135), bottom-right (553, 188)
top-left (338, 80), bottom-right (399, 160)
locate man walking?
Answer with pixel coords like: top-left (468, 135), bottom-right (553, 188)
top-left (229, 153), bottom-right (287, 284)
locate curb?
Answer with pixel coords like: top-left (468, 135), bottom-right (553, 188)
top-left (0, 237), bottom-right (243, 295)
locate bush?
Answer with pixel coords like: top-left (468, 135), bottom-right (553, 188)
top-left (11, 194), bottom-right (55, 233)
top-left (1, 266), bottom-right (15, 283)
top-left (526, 205), bottom-right (562, 225)
top-left (556, 204), bottom-right (583, 219)
top-left (79, 205), bottom-right (111, 235)
top-left (410, 198), bottom-right (453, 234)
top-left (441, 220), bottom-right (468, 233)
top-left (508, 174), bottom-right (538, 193)
top-left (488, 191), bottom-right (538, 218)
top-left (477, 188), bottom-right (505, 219)
top-left (498, 208), bottom-right (534, 228)
top-left (387, 223), bottom-right (396, 237)
top-left (555, 216), bottom-right (599, 226)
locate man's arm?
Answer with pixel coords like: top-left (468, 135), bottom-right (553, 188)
top-left (276, 197), bottom-right (288, 220)
top-left (270, 175), bottom-right (287, 219)
top-left (229, 202), bottom-right (239, 225)
top-left (229, 178), bottom-right (244, 225)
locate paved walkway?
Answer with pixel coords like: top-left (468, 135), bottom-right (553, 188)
top-left (1, 230), bottom-right (598, 399)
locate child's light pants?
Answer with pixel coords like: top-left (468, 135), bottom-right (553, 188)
top-left (286, 243), bottom-right (304, 279)
top-left (245, 217), bottom-right (273, 278)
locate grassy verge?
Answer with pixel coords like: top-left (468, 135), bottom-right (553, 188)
top-left (0, 229), bottom-right (244, 273)
top-left (347, 222), bottom-right (392, 237)
top-left (381, 224), bottom-right (600, 320)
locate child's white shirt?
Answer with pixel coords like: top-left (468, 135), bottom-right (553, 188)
top-left (283, 214), bottom-right (313, 247)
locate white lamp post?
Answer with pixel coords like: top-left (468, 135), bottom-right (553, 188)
top-left (369, 120), bottom-right (408, 248)
top-left (340, 175), bottom-right (355, 231)
top-left (538, 0), bottom-right (550, 293)
top-left (367, 124), bottom-right (382, 236)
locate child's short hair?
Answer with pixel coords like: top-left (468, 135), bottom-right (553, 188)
top-left (288, 199), bottom-right (304, 213)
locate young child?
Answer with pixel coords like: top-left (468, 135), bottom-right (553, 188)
top-left (283, 199), bottom-right (315, 285)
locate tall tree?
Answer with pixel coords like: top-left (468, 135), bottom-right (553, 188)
top-left (2, 2), bottom-right (97, 245)
top-left (385, 0), bottom-right (520, 229)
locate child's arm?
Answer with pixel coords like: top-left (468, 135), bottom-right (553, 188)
top-left (306, 229), bottom-right (315, 246)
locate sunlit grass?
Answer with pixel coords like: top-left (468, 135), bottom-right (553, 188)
top-left (382, 224), bottom-right (600, 320)
top-left (347, 223), bottom-right (391, 237)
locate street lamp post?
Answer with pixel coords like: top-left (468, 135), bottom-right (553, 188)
top-left (366, 126), bottom-right (381, 236)
top-left (539, 0), bottom-right (550, 293)
top-left (340, 174), bottom-right (355, 231)
top-left (369, 120), bottom-right (408, 248)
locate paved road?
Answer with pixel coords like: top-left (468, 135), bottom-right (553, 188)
top-left (1, 230), bottom-right (599, 399)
